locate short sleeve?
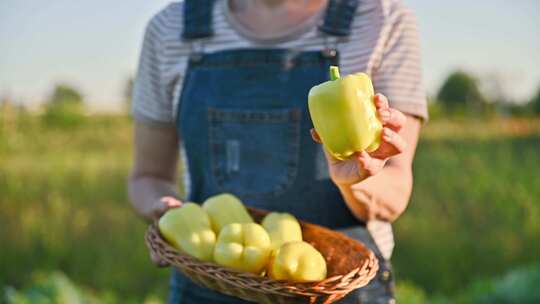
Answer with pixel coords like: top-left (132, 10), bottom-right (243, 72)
top-left (131, 17), bottom-right (174, 126)
top-left (372, 5), bottom-right (428, 121)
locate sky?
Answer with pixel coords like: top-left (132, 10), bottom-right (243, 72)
top-left (1, 0), bottom-right (539, 111)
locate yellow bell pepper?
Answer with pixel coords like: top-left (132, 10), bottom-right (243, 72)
top-left (158, 203), bottom-right (216, 262)
top-left (213, 223), bottom-right (271, 274)
top-left (261, 212), bottom-right (302, 251)
top-left (308, 66), bottom-right (383, 160)
top-left (202, 193), bottom-right (253, 233)
top-left (268, 241), bottom-right (327, 282)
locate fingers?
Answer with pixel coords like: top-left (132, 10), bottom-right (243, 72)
top-left (371, 127), bottom-right (407, 159)
top-left (310, 128), bottom-right (322, 144)
top-left (161, 196), bottom-right (182, 208)
top-left (355, 128), bottom-right (405, 178)
top-left (356, 151), bottom-right (386, 178)
top-left (374, 93), bottom-right (389, 110)
top-left (375, 94), bottom-right (407, 131)
top-left (378, 108), bottom-right (407, 132)
top-left (152, 197), bottom-right (182, 221)
top-left (382, 128), bottom-right (407, 154)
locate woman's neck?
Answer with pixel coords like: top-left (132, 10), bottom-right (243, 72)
top-left (256, 0), bottom-right (289, 9)
top-left (228, 0), bottom-right (327, 40)
top-left (230, 0), bottom-right (290, 11)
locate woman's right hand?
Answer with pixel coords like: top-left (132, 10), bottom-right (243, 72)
top-left (148, 196), bottom-right (182, 267)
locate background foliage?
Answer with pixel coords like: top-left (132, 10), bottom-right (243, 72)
top-left (2, 71), bottom-right (539, 302)
top-left (1, 107), bottom-right (539, 303)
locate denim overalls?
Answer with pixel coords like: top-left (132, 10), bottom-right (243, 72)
top-left (169, 1), bottom-right (395, 303)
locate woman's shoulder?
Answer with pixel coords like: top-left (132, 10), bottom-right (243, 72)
top-left (154, 1), bottom-right (183, 21)
top-left (368, 0), bottom-right (416, 20)
top-left (351, 0), bottom-right (418, 40)
top-left (146, 2), bottom-right (184, 36)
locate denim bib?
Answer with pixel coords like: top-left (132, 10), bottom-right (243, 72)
top-left (169, 1), bottom-right (394, 303)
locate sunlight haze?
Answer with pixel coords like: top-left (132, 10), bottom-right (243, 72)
top-left (1, 0), bottom-right (538, 111)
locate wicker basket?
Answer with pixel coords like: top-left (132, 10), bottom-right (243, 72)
top-left (145, 207), bottom-right (378, 304)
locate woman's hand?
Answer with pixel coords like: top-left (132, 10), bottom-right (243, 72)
top-left (148, 196), bottom-right (182, 267)
top-left (311, 93), bottom-right (407, 186)
top-left (147, 196), bottom-right (183, 222)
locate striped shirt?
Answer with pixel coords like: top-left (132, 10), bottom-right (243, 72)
top-left (132, 0), bottom-right (428, 259)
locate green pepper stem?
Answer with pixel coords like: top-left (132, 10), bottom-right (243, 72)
top-left (329, 66), bottom-right (340, 81)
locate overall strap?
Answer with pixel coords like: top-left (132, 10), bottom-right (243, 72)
top-left (319, 0), bottom-right (360, 37)
top-left (182, 0), bottom-right (216, 40)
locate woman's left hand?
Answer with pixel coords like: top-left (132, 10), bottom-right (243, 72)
top-left (311, 93), bottom-right (408, 186)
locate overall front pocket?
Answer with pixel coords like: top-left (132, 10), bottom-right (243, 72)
top-left (208, 107), bottom-right (301, 198)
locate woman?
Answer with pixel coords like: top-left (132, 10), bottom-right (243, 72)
top-left (129, 0), bottom-right (427, 303)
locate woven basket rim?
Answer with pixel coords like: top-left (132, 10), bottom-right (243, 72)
top-left (146, 206), bottom-right (379, 301)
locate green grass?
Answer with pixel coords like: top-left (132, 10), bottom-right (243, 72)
top-left (395, 129), bottom-right (540, 294)
top-left (0, 114), bottom-right (171, 302)
top-left (1, 112), bottom-right (539, 302)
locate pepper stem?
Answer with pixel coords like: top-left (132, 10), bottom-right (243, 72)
top-left (329, 66), bottom-right (340, 80)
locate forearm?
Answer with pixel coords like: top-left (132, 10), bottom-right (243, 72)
top-left (338, 163), bottom-right (412, 222)
top-left (129, 121), bottom-right (180, 223)
top-left (128, 176), bottom-right (178, 223)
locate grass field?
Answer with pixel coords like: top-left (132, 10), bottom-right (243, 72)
top-left (1, 112), bottom-right (539, 303)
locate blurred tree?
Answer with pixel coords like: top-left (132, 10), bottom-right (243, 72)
top-left (530, 86), bottom-right (540, 115)
top-left (437, 71), bottom-right (487, 114)
top-left (49, 85), bottom-right (83, 106)
top-left (481, 72), bottom-right (509, 104)
top-left (506, 102), bottom-right (533, 117)
top-left (43, 84), bottom-right (85, 127)
top-left (427, 96), bottom-right (443, 121)
top-left (480, 72), bottom-right (512, 117)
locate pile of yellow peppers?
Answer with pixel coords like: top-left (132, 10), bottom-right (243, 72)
top-left (158, 193), bottom-right (327, 282)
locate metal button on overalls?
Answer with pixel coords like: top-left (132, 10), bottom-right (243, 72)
top-left (381, 270), bottom-right (391, 281)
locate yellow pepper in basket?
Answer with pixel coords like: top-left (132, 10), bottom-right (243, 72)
top-left (261, 212), bottom-right (302, 252)
top-left (203, 193), bottom-right (253, 233)
top-left (268, 241), bottom-right (327, 282)
top-left (213, 223), bottom-right (271, 274)
top-left (158, 203), bottom-right (216, 262)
